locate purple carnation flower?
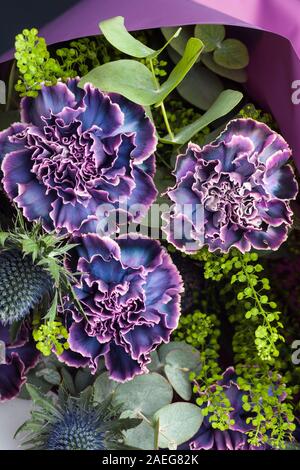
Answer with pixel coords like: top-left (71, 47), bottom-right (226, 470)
top-left (58, 234), bottom-right (183, 381)
top-left (163, 119), bottom-right (298, 253)
top-left (183, 368), bottom-right (266, 451)
top-left (0, 322), bottom-right (40, 401)
top-left (0, 79), bottom-right (157, 235)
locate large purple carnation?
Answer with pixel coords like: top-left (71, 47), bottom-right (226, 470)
top-left (0, 322), bottom-right (39, 401)
top-left (58, 234), bottom-right (183, 381)
top-left (163, 119), bottom-right (298, 253)
top-left (0, 79), bottom-right (157, 235)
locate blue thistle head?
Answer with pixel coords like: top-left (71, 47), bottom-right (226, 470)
top-left (18, 384), bottom-right (140, 450)
top-left (47, 405), bottom-right (106, 450)
top-left (0, 250), bottom-right (53, 325)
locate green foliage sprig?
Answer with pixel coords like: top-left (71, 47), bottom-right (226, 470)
top-left (174, 309), bottom-right (233, 431)
top-left (193, 248), bottom-right (296, 447)
top-left (198, 249), bottom-right (284, 361)
top-left (15, 28), bottom-right (68, 97)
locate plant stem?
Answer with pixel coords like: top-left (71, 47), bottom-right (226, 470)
top-left (148, 58), bottom-right (174, 140)
top-left (5, 60), bottom-right (16, 112)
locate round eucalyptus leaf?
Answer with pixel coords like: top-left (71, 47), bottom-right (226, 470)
top-left (147, 350), bottom-right (162, 372)
top-left (93, 371), bottom-right (119, 403)
top-left (153, 402), bottom-right (203, 448)
top-left (201, 52), bottom-right (247, 82)
top-left (158, 341), bottom-right (198, 364)
top-left (124, 420), bottom-right (155, 450)
top-left (112, 373), bottom-right (173, 417)
top-left (165, 347), bottom-right (200, 370)
top-left (36, 368), bottom-right (61, 385)
top-left (214, 39), bottom-right (249, 70)
top-left (194, 24), bottom-right (225, 52)
top-left (164, 365), bottom-right (192, 401)
top-left (177, 63), bottom-right (223, 110)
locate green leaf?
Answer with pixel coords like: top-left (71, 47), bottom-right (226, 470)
top-left (36, 368), bottom-right (61, 385)
top-left (99, 16), bottom-right (155, 58)
top-left (124, 421), bottom-right (156, 450)
top-left (25, 384), bottom-right (59, 415)
top-left (214, 38), bottom-right (249, 70)
top-left (112, 372), bottom-right (173, 416)
top-left (93, 371), bottom-right (119, 403)
top-left (201, 52), bottom-right (247, 82)
top-left (153, 402), bottom-right (203, 448)
top-left (161, 26), bottom-right (199, 61)
top-left (194, 24), bottom-right (225, 52)
top-left (176, 62), bottom-right (223, 111)
top-left (61, 367), bottom-right (76, 395)
top-left (165, 347), bottom-right (200, 370)
top-left (0, 231), bottom-right (9, 246)
top-left (147, 350), bottom-right (162, 372)
top-left (43, 291), bottom-right (58, 322)
top-left (164, 365), bottom-right (192, 401)
top-left (163, 348), bottom-right (201, 400)
top-left (158, 341), bottom-right (197, 363)
top-left (164, 89), bottom-right (243, 144)
top-left (18, 369), bottom-right (53, 399)
top-left (79, 38), bottom-right (203, 106)
top-left (21, 238), bottom-right (39, 261)
top-left (156, 38), bottom-right (204, 106)
top-left (80, 60), bottom-right (157, 106)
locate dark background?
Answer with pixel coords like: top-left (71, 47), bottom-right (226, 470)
top-left (0, 0), bottom-right (80, 55)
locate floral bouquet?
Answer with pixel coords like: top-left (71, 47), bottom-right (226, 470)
top-left (0, 7), bottom-right (300, 452)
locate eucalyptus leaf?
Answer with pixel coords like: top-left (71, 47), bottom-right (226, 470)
top-left (124, 420), bottom-right (155, 450)
top-left (165, 347), bottom-right (200, 370)
top-left (158, 341), bottom-right (198, 363)
top-left (36, 368), bottom-right (61, 385)
top-left (156, 38), bottom-right (204, 106)
top-left (112, 373), bottom-right (173, 417)
top-left (18, 370), bottom-right (53, 399)
top-left (147, 350), bottom-right (162, 372)
top-left (164, 89), bottom-right (243, 144)
top-left (177, 63), bottom-right (224, 111)
top-left (201, 52), bottom-right (247, 82)
top-left (164, 348), bottom-right (201, 400)
top-left (194, 24), bottom-right (225, 52)
top-left (161, 26), bottom-right (197, 58)
top-left (214, 38), bottom-right (249, 70)
top-left (99, 16), bottom-right (155, 58)
top-left (80, 38), bottom-right (203, 106)
top-left (93, 371), bottom-right (119, 402)
top-left (80, 60), bottom-right (157, 106)
top-left (164, 365), bottom-right (192, 401)
top-left (153, 402), bottom-right (203, 448)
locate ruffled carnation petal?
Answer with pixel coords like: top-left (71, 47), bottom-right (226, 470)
top-left (163, 118), bottom-right (298, 253)
top-left (2, 79), bottom-right (157, 236)
top-left (59, 235), bottom-right (182, 381)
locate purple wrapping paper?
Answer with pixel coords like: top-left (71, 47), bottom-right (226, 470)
top-left (1, 0), bottom-right (300, 167)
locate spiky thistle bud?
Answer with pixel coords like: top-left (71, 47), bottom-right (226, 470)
top-left (0, 250), bottom-right (53, 325)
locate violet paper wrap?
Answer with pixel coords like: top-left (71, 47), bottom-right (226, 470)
top-left (0, 0), bottom-right (300, 169)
